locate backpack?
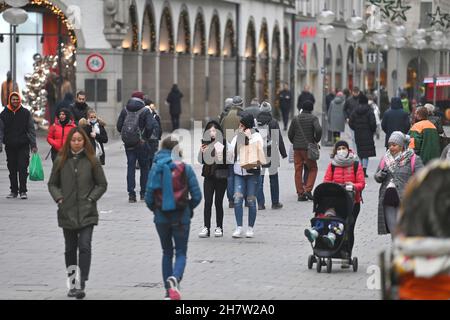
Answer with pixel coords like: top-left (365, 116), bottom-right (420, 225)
top-left (153, 161), bottom-right (189, 212)
top-left (121, 108), bottom-right (146, 147)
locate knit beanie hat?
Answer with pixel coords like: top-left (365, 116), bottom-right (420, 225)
top-left (260, 101), bottom-right (272, 113)
top-left (132, 91), bottom-right (145, 100)
top-left (388, 131), bottom-right (408, 148)
top-left (240, 113), bottom-right (255, 129)
top-left (302, 100), bottom-right (314, 111)
top-left (334, 140), bottom-right (349, 150)
top-left (224, 97), bottom-right (233, 109)
top-left (232, 96), bottom-right (244, 107)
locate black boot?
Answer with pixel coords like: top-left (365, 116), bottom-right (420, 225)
top-left (363, 168), bottom-right (368, 178)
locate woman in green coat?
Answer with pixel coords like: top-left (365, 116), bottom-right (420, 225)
top-left (48, 127), bottom-right (107, 299)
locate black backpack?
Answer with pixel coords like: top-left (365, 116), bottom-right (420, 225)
top-left (121, 108), bottom-right (145, 147)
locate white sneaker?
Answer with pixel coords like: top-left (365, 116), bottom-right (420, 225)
top-left (214, 227), bottom-right (223, 237)
top-left (232, 226), bottom-right (244, 238)
top-left (246, 227), bottom-right (254, 238)
top-left (198, 227), bottom-right (210, 238)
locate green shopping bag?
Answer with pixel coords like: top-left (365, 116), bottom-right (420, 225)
top-left (29, 153), bottom-right (44, 181)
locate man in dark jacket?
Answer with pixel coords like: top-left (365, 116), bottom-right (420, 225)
top-left (288, 100), bottom-right (322, 201)
top-left (70, 90), bottom-right (89, 125)
top-left (243, 98), bottom-right (261, 119)
top-left (381, 97), bottom-right (411, 148)
top-left (0, 92), bottom-right (37, 199)
top-left (278, 82), bottom-right (292, 131)
top-left (144, 97), bottom-right (162, 170)
top-left (166, 84), bottom-right (183, 131)
top-left (256, 101), bottom-right (287, 210)
top-left (117, 95), bottom-right (156, 203)
top-left (54, 92), bottom-right (74, 121)
top-left (297, 85), bottom-right (315, 111)
top-left (344, 86), bottom-right (362, 151)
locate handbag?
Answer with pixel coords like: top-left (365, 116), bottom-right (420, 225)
top-left (239, 141), bottom-right (267, 170)
top-left (95, 140), bottom-right (103, 158)
top-left (295, 115), bottom-right (320, 161)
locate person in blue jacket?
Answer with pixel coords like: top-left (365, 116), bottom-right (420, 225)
top-left (145, 135), bottom-right (202, 300)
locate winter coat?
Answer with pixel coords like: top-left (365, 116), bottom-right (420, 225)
top-left (0, 102), bottom-right (36, 149)
top-left (374, 153), bottom-right (423, 235)
top-left (428, 115), bottom-right (444, 135)
top-left (54, 93), bottom-right (74, 118)
top-left (288, 111), bottom-right (322, 150)
top-left (279, 89), bottom-right (292, 111)
top-left (220, 106), bottom-right (243, 143)
top-left (323, 160), bottom-right (365, 203)
top-left (349, 104), bottom-right (377, 159)
top-left (344, 95), bottom-right (360, 119)
top-left (242, 103), bottom-right (261, 119)
top-left (48, 150), bottom-right (108, 230)
top-left (381, 98), bottom-right (411, 148)
top-left (47, 119), bottom-right (77, 152)
top-left (166, 88), bottom-right (183, 115)
top-left (328, 95), bottom-right (346, 132)
top-left (145, 149), bottom-right (202, 225)
top-left (256, 111), bottom-right (287, 173)
top-left (326, 93), bottom-right (335, 112)
top-left (116, 98), bottom-right (156, 145)
top-left (80, 120), bottom-right (108, 165)
top-left (408, 120), bottom-right (441, 164)
top-left (70, 102), bottom-right (89, 124)
top-left (297, 91), bottom-right (315, 110)
top-left (198, 120), bottom-right (230, 178)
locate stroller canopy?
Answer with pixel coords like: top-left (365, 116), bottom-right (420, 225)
top-left (313, 183), bottom-right (354, 219)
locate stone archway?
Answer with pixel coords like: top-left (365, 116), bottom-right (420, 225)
top-left (176, 6), bottom-right (191, 128)
top-left (141, 2), bottom-right (157, 101)
top-left (208, 13), bottom-right (221, 121)
top-left (193, 11), bottom-right (207, 122)
top-left (257, 20), bottom-right (269, 101)
top-left (122, 1), bottom-right (140, 102)
top-left (223, 18), bottom-right (236, 99)
top-left (271, 24), bottom-right (281, 119)
top-left (245, 19), bottom-right (256, 106)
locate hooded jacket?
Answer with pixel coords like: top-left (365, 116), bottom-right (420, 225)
top-left (116, 97), bottom-right (155, 143)
top-left (220, 105), bottom-right (244, 143)
top-left (47, 111), bottom-right (77, 151)
top-left (256, 111), bottom-right (287, 171)
top-left (328, 95), bottom-right (346, 132)
top-left (349, 104), bottom-right (377, 159)
top-left (79, 118), bottom-right (108, 165)
top-left (0, 92), bottom-right (36, 148)
top-left (408, 120), bottom-right (441, 164)
top-left (70, 101), bottom-right (89, 124)
top-left (381, 97), bottom-right (411, 147)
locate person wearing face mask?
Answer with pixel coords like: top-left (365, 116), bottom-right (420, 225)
top-left (323, 140), bottom-right (365, 266)
top-left (48, 127), bottom-right (108, 299)
top-left (374, 131), bottom-right (423, 240)
top-left (78, 109), bottom-right (108, 165)
top-left (47, 108), bottom-right (77, 162)
top-left (0, 92), bottom-right (37, 199)
top-left (197, 120), bottom-right (232, 238)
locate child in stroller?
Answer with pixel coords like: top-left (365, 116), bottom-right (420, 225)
top-left (304, 207), bottom-right (344, 248)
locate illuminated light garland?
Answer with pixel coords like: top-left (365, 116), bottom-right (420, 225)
top-left (224, 19), bottom-right (235, 57)
top-left (179, 10), bottom-right (190, 53)
top-left (246, 22), bottom-right (256, 100)
top-left (284, 27), bottom-right (290, 61)
top-left (194, 13), bottom-right (206, 55)
top-left (160, 7), bottom-right (174, 53)
top-left (209, 15), bottom-right (220, 57)
top-left (272, 29), bottom-right (281, 118)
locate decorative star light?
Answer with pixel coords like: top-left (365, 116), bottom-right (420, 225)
top-left (369, 0), bottom-right (395, 18)
top-left (428, 6), bottom-right (448, 29)
top-left (389, 0), bottom-right (412, 23)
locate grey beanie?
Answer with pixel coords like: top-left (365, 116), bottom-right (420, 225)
top-left (232, 96), bottom-right (244, 106)
top-left (388, 131), bottom-right (409, 148)
top-left (224, 97), bottom-right (233, 109)
top-left (260, 101), bottom-right (272, 113)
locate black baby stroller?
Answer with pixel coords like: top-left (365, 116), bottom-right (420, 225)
top-left (306, 182), bottom-right (358, 273)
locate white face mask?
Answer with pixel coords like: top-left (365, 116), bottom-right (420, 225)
top-left (337, 149), bottom-right (348, 157)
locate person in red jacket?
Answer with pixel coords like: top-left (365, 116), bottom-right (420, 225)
top-left (47, 108), bottom-right (76, 161)
top-left (323, 140), bottom-right (365, 266)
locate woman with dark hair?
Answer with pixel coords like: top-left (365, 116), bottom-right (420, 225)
top-left (321, 140), bottom-right (365, 265)
top-left (48, 127), bottom-right (108, 299)
top-left (78, 109), bottom-right (108, 165)
top-left (197, 120), bottom-right (231, 238)
top-left (145, 135), bottom-right (202, 300)
top-left (47, 108), bottom-right (76, 162)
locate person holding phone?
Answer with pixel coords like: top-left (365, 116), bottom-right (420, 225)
top-left (197, 121), bottom-right (232, 238)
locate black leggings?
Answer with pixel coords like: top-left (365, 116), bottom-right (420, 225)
top-left (203, 176), bottom-right (227, 230)
top-left (348, 203), bottom-right (360, 255)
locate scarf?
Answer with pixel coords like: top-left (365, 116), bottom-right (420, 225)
top-left (331, 150), bottom-right (358, 167)
top-left (383, 148), bottom-right (415, 172)
top-left (147, 149), bottom-right (177, 211)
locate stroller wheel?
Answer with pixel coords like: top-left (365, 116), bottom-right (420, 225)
top-left (326, 258), bottom-right (332, 273)
top-left (308, 255), bottom-right (315, 269)
top-left (352, 257), bottom-right (358, 272)
top-left (316, 258), bottom-right (322, 273)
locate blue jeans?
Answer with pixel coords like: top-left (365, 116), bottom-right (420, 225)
top-left (125, 143), bottom-right (150, 197)
top-left (234, 174), bottom-right (259, 227)
top-left (155, 223), bottom-right (190, 289)
top-left (361, 158), bottom-right (369, 169)
top-left (257, 170), bottom-right (280, 206)
top-left (226, 165), bottom-right (235, 203)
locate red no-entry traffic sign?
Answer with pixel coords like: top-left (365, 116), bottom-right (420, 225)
top-left (86, 53), bottom-right (105, 73)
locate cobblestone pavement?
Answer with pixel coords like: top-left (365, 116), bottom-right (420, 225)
top-left (0, 126), bottom-right (393, 300)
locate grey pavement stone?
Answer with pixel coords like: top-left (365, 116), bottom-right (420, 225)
top-left (0, 126), bottom-right (392, 300)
